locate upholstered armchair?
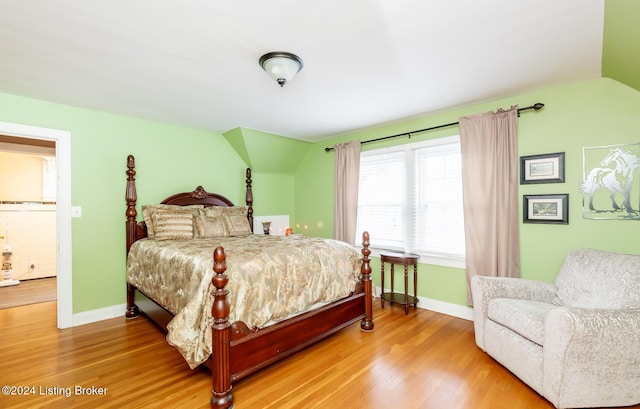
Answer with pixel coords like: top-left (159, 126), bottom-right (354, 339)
top-left (471, 248), bottom-right (640, 409)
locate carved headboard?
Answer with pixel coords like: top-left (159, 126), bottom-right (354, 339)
top-left (125, 154), bottom-right (253, 253)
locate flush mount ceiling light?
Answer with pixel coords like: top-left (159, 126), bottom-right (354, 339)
top-left (259, 52), bottom-right (303, 87)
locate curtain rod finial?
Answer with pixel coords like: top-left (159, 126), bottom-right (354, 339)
top-left (533, 103), bottom-right (544, 111)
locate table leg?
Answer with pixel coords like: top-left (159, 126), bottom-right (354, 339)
top-left (390, 264), bottom-right (395, 305)
top-left (380, 262), bottom-right (385, 308)
top-left (414, 264), bottom-right (418, 310)
top-left (404, 264), bottom-right (409, 314)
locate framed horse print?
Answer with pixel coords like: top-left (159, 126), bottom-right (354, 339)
top-left (581, 143), bottom-right (640, 220)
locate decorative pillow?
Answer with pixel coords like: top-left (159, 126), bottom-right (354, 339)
top-left (152, 209), bottom-right (194, 240)
top-left (198, 206), bottom-right (251, 236)
top-left (218, 206), bottom-right (251, 236)
top-left (201, 206), bottom-right (231, 217)
top-left (223, 213), bottom-right (252, 236)
top-left (193, 215), bottom-right (228, 238)
top-left (142, 204), bottom-right (203, 238)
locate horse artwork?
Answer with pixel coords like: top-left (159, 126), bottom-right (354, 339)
top-left (581, 143), bottom-right (640, 220)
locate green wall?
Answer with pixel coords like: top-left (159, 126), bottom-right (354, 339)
top-left (251, 171), bottom-right (296, 224)
top-left (1, 77), bottom-right (638, 314)
top-left (295, 78), bottom-right (640, 307)
top-left (223, 126), bottom-right (311, 228)
top-left (0, 92), bottom-right (295, 313)
top-left (0, 0), bottom-right (637, 317)
top-left (603, 0), bottom-right (640, 92)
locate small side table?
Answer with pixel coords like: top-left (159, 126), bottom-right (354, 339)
top-left (380, 251), bottom-right (420, 314)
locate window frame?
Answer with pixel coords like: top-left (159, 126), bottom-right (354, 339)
top-left (356, 135), bottom-right (466, 269)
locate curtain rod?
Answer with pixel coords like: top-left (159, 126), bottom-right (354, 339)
top-left (324, 102), bottom-right (545, 152)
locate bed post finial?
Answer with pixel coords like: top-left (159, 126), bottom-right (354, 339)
top-left (360, 231), bottom-right (374, 332)
top-left (125, 154), bottom-right (138, 253)
top-left (125, 154), bottom-right (140, 319)
top-left (211, 246), bottom-right (233, 409)
top-left (245, 168), bottom-right (254, 232)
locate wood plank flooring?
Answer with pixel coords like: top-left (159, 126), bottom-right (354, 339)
top-left (0, 277), bottom-right (57, 309)
top-left (1, 301), bottom-right (638, 409)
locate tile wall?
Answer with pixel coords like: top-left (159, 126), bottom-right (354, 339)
top-left (0, 204), bottom-right (56, 281)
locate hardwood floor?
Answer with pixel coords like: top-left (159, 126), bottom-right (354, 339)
top-left (2, 301), bottom-right (638, 409)
top-left (0, 277), bottom-right (57, 309)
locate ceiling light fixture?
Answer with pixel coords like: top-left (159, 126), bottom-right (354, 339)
top-left (259, 52), bottom-right (303, 87)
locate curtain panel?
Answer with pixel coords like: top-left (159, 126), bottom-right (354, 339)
top-left (459, 107), bottom-right (521, 305)
top-left (333, 140), bottom-right (361, 245)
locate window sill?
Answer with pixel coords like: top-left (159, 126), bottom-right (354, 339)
top-left (364, 247), bottom-right (466, 270)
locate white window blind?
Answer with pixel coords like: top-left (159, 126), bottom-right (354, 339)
top-left (356, 136), bottom-right (465, 267)
top-left (357, 150), bottom-right (406, 249)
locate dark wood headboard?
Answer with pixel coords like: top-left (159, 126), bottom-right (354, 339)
top-left (125, 154), bottom-right (253, 253)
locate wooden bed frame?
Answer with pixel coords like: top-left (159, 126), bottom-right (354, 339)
top-left (124, 154), bottom-right (374, 409)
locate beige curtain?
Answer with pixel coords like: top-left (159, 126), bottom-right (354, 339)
top-left (334, 140), bottom-right (361, 244)
top-left (459, 106), bottom-right (521, 305)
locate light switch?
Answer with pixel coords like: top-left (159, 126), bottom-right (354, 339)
top-left (71, 206), bottom-right (82, 218)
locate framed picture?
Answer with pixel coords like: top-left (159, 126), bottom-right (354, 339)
top-left (523, 194), bottom-right (569, 224)
top-left (520, 152), bottom-right (565, 184)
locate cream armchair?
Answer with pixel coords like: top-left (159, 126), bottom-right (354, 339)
top-left (471, 248), bottom-right (640, 409)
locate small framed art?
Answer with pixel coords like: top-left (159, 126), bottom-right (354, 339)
top-left (520, 152), bottom-right (565, 184)
top-left (523, 194), bottom-right (569, 224)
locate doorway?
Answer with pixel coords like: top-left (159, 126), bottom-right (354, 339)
top-left (0, 139), bottom-right (57, 308)
top-left (0, 121), bottom-right (71, 328)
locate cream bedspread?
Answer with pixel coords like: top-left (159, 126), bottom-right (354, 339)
top-left (126, 234), bottom-right (361, 368)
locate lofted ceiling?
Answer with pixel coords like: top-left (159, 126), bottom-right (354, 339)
top-left (0, 1), bottom-right (616, 142)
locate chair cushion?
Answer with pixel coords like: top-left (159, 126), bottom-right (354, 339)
top-left (487, 298), bottom-right (557, 346)
top-left (554, 248), bottom-right (640, 309)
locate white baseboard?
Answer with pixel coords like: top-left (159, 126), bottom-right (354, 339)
top-left (415, 295), bottom-right (474, 321)
top-left (375, 286), bottom-right (474, 321)
top-left (71, 291), bottom-right (474, 328)
top-left (72, 303), bottom-right (126, 327)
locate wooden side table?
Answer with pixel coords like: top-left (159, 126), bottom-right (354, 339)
top-left (380, 251), bottom-right (420, 314)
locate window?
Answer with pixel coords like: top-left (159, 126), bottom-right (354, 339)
top-left (356, 136), bottom-right (465, 267)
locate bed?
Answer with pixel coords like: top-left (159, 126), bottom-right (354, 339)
top-left (124, 154), bottom-right (374, 409)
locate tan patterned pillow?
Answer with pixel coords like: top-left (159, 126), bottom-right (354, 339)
top-left (212, 206), bottom-right (250, 236)
top-left (193, 215), bottom-right (228, 238)
top-left (142, 204), bottom-right (203, 238)
top-left (152, 209), bottom-right (194, 240)
top-left (201, 206), bottom-right (251, 236)
top-left (202, 206), bottom-right (230, 217)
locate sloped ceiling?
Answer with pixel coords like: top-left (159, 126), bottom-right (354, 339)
top-left (223, 128), bottom-right (311, 173)
top-left (0, 1), bottom-right (609, 142)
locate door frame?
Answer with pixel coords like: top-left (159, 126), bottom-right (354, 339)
top-left (0, 121), bottom-right (72, 328)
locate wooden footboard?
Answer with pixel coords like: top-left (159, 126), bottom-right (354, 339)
top-left (209, 232), bottom-right (373, 409)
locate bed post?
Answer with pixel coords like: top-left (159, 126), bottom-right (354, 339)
top-left (360, 231), bottom-right (374, 331)
top-left (125, 154), bottom-right (140, 319)
top-left (125, 155), bottom-right (138, 252)
top-left (210, 246), bottom-right (233, 409)
top-left (245, 168), bottom-right (253, 232)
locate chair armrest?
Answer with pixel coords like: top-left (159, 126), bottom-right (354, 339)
top-left (543, 308), bottom-right (640, 408)
top-left (470, 276), bottom-right (556, 350)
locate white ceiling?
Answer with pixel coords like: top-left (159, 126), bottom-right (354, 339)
top-left (0, 1), bottom-right (604, 142)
